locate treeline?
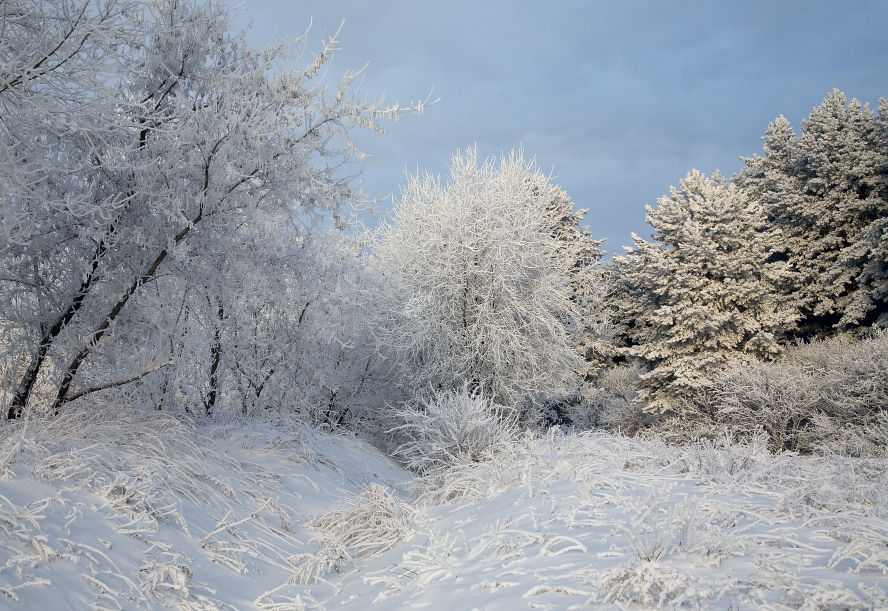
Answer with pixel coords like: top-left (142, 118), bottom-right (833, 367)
top-left (1, 0), bottom-right (885, 461)
top-left (595, 90), bottom-right (887, 453)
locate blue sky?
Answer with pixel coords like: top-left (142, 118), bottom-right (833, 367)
top-left (238, 1), bottom-right (888, 253)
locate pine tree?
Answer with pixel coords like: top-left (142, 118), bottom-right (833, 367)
top-left (738, 90), bottom-right (888, 333)
top-left (609, 170), bottom-right (796, 414)
top-left (832, 97), bottom-right (888, 326)
top-left (796, 90), bottom-right (883, 327)
top-left (735, 115), bottom-right (807, 319)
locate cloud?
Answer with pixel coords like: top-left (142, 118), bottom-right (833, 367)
top-left (240, 0), bottom-right (888, 252)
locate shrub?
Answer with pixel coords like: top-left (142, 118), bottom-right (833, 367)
top-left (392, 384), bottom-right (519, 473)
top-left (569, 366), bottom-right (657, 435)
top-left (710, 331), bottom-right (888, 454)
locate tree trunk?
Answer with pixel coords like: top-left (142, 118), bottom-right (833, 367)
top-left (7, 236), bottom-right (110, 419)
top-left (204, 298), bottom-right (224, 416)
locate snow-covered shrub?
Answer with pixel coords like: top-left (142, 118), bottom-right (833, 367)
top-left (711, 332), bottom-right (888, 454)
top-left (714, 358), bottom-right (822, 454)
top-left (574, 365), bottom-right (656, 435)
top-left (560, 389), bottom-right (602, 432)
top-left (393, 384), bottom-right (520, 474)
top-left (821, 412), bottom-right (888, 459)
top-left (681, 427), bottom-right (773, 484)
top-left (597, 561), bottom-right (702, 609)
top-left (821, 330), bottom-right (888, 408)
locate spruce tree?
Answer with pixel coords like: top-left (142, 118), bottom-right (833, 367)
top-left (739, 90), bottom-right (887, 335)
top-left (832, 97), bottom-right (888, 326)
top-left (609, 170), bottom-right (796, 414)
top-left (796, 90), bottom-right (883, 327)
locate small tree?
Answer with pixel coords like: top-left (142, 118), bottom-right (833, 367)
top-left (374, 147), bottom-right (602, 412)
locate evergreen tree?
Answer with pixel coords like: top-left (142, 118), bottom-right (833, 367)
top-left (739, 90), bottom-right (887, 334)
top-left (609, 170), bottom-right (795, 414)
top-left (735, 116), bottom-right (807, 320)
top-left (832, 97), bottom-right (888, 326)
top-left (797, 90), bottom-right (883, 327)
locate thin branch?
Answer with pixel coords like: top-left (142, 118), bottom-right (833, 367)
top-left (63, 360), bottom-right (172, 404)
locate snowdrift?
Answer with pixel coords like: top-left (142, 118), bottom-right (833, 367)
top-left (1, 409), bottom-right (886, 609)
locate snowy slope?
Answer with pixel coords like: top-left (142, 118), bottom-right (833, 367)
top-left (0, 408), bottom-right (408, 609)
top-left (1, 409), bottom-right (886, 610)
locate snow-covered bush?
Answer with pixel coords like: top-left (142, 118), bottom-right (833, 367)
top-left (822, 412), bottom-right (888, 459)
top-left (588, 365), bottom-right (658, 435)
top-left (564, 364), bottom-right (663, 435)
top-left (393, 385), bottom-right (520, 474)
top-left (711, 331), bottom-right (888, 454)
top-left (823, 331), bottom-right (888, 414)
top-left (681, 427), bottom-right (774, 484)
top-left (712, 360), bottom-right (822, 453)
top-left (597, 561), bottom-right (701, 609)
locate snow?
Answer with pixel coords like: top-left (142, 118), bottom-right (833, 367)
top-left (1, 409), bottom-right (886, 610)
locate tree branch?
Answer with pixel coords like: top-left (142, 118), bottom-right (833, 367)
top-left (63, 360), bottom-right (172, 404)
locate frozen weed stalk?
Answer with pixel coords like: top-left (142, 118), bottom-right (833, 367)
top-left (292, 484), bottom-right (419, 584)
top-left (597, 561), bottom-right (707, 609)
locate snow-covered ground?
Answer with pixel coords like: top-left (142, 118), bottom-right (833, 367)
top-left (1, 408), bottom-right (886, 609)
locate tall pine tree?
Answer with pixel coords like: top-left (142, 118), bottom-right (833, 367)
top-left (609, 170), bottom-right (796, 414)
top-left (739, 90), bottom-right (888, 334)
top-left (832, 97), bottom-right (888, 326)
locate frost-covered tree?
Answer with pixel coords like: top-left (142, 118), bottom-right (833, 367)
top-left (832, 97), bottom-right (888, 326)
top-left (609, 170), bottom-right (796, 414)
top-left (374, 147), bottom-right (602, 411)
top-left (738, 90), bottom-right (888, 333)
top-left (734, 116), bottom-right (807, 316)
top-left (795, 90), bottom-right (885, 327)
top-left (537, 181), bottom-right (610, 378)
top-left (123, 228), bottom-right (389, 424)
top-left (1, 0), bottom-right (143, 416)
top-left (1, 0), bottom-right (427, 419)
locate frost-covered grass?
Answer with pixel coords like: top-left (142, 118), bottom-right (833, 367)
top-left (1, 409), bottom-right (886, 609)
top-left (0, 406), bottom-right (409, 609)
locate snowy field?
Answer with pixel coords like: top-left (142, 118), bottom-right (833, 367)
top-left (1, 408), bottom-right (886, 610)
